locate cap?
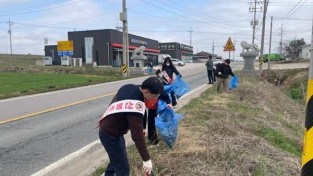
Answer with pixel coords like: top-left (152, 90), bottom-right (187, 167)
top-left (225, 59), bottom-right (230, 64)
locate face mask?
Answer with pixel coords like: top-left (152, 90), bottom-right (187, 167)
top-left (166, 63), bottom-right (170, 66)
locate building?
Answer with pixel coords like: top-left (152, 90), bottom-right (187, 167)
top-left (193, 51), bottom-right (211, 61)
top-left (158, 42), bottom-right (193, 61)
top-left (44, 29), bottom-right (160, 66)
top-left (44, 29), bottom-right (197, 66)
top-left (67, 29), bottom-right (160, 66)
top-left (44, 45), bottom-right (61, 65)
top-left (300, 44), bottom-right (312, 60)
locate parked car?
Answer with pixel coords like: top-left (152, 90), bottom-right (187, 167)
top-left (212, 59), bottom-right (222, 66)
top-left (171, 58), bottom-right (185, 66)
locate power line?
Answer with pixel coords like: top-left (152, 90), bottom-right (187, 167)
top-left (0, 0), bottom-right (87, 16)
top-left (249, 0), bottom-right (262, 44)
top-left (140, 0), bottom-right (251, 30)
top-left (277, 0), bottom-right (308, 20)
top-left (0, 0), bottom-right (65, 13)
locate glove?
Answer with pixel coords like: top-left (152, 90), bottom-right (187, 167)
top-left (143, 159), bottom-right (152, 174)
top-left (218, 72), bottom-right (222, 75)
top-left (143, 129), bottom-right (147, 137)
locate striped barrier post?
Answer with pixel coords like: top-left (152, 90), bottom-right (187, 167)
top-left (302, 47), bottom-right (313, 175)
top-left (301, 18), bottom-right (313, 175)
top-left (122, 64), bottom-right (127, 77)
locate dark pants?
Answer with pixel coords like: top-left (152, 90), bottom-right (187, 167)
top-left (143, 109), bottom-right (159, 144)
top-left (207, 69), bottom-right (214, 83)
top-left (99, 131), bottom-right (130, 176)
top-left (170, 90), bottom-right (177, 106)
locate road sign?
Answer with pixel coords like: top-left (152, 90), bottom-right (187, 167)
top-left (57, 41), bottom-right (73, 51)
top-left (57, 51), bottom-right (73, 56)
top-left (223, 37), bottom-right (235, 51)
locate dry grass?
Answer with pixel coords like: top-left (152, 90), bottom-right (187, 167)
top-left (124, 76), bottom-right (304, 176)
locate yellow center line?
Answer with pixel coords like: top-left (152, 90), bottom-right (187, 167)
top-left (0, 92), bottom-right (117, 125)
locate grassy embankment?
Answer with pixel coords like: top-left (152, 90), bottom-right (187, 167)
top-left (0, 54), bottom-right (123, 99)
top-left (93, 68), bottom-right (307, 176)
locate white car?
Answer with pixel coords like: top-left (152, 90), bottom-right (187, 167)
top-left (171, 58), bottom-right (185, 66)
top-left (212, 59), bottom-right (222, 66)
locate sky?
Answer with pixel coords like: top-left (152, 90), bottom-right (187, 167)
top-left (0, 0), bottom-right (312, 60)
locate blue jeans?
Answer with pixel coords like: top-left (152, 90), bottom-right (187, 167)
top-left (99, 131), bottom-right (130, 176)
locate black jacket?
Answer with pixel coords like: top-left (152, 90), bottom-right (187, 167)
top-left (215, 63), bottom-right (234, 78)
top-left (155, 65), bottom-right (180, 85)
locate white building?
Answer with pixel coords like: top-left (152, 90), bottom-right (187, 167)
top-left (300, 44), bottom-right (312, 60)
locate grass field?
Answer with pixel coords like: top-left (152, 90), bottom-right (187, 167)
top-left (0, 72), bottom-right (119, 99)
top-left (0, 54), bottom-right (125, 99)
top-left (0, 54), bottom-right (41, 66)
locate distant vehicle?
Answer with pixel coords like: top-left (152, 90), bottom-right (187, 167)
top-left (171, 58), bottom-right (185, 66)
top-left (263, 53), bottom-right (285, 62)
top-left (212, 59), bottom-right (222, 66)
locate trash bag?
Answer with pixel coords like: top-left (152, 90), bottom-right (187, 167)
top-left (229, 75), bottom-right (239, 90)
top-left (157, 99), bottom-right (167, 114)
top-left (171, 76), bottom-right (190, 99)
top-left (155, 107), bottom-right (183, 149)
top-left (164, 84), bottom-right (173, 94)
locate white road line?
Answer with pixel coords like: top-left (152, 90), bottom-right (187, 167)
top-left (30, 140), bottom-right (101, 176)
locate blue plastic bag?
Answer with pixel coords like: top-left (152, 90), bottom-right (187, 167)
top-left (164, 85), bottom-right (173, 94)
top-left (229, 75), bottom-right (239, 90)
top-left (155, 107), bottom-right (183, 149)
top-left (171, 76), bottom-right (190, 99)
top-left (157, 99), bottom-right (167, 114)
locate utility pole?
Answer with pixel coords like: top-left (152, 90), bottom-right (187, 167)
top-left (268, 16), bottom-right (273, 70)
top-left (233, 38), bottom-right (236, 61)
top-left (212, 41), bottom-right (215, 54)
top-left (7, 18), bottom-right (13, 55)
top-left (280, 24), bottom-right (283, 55)
top-left (259, 0), bottom-right (269, 73)
top-left (249, 0), bottom-right (261, 44)
top-left (120, 0), bottom-right (128, 78)
top-left (44, 37), bottom-right (48, 56)
top-left (188, 27), bottom-right (193, 46)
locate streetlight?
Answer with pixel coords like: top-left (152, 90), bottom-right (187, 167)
top-left (107, 42), bottom-right (110, 66)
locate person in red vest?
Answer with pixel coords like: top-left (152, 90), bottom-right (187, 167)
top-left (98, 76), bottom-right (164, 176)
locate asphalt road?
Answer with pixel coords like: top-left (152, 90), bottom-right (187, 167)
top-left (0, 63), bottom-right (211, 176)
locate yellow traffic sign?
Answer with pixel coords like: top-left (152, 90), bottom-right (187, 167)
top-left (223, 37), bottom-right (235, 51)
top-left (57, 41), bottom-right (73, 51)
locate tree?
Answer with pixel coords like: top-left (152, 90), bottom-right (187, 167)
top-left (285, 38), bottom-right (306, 59)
